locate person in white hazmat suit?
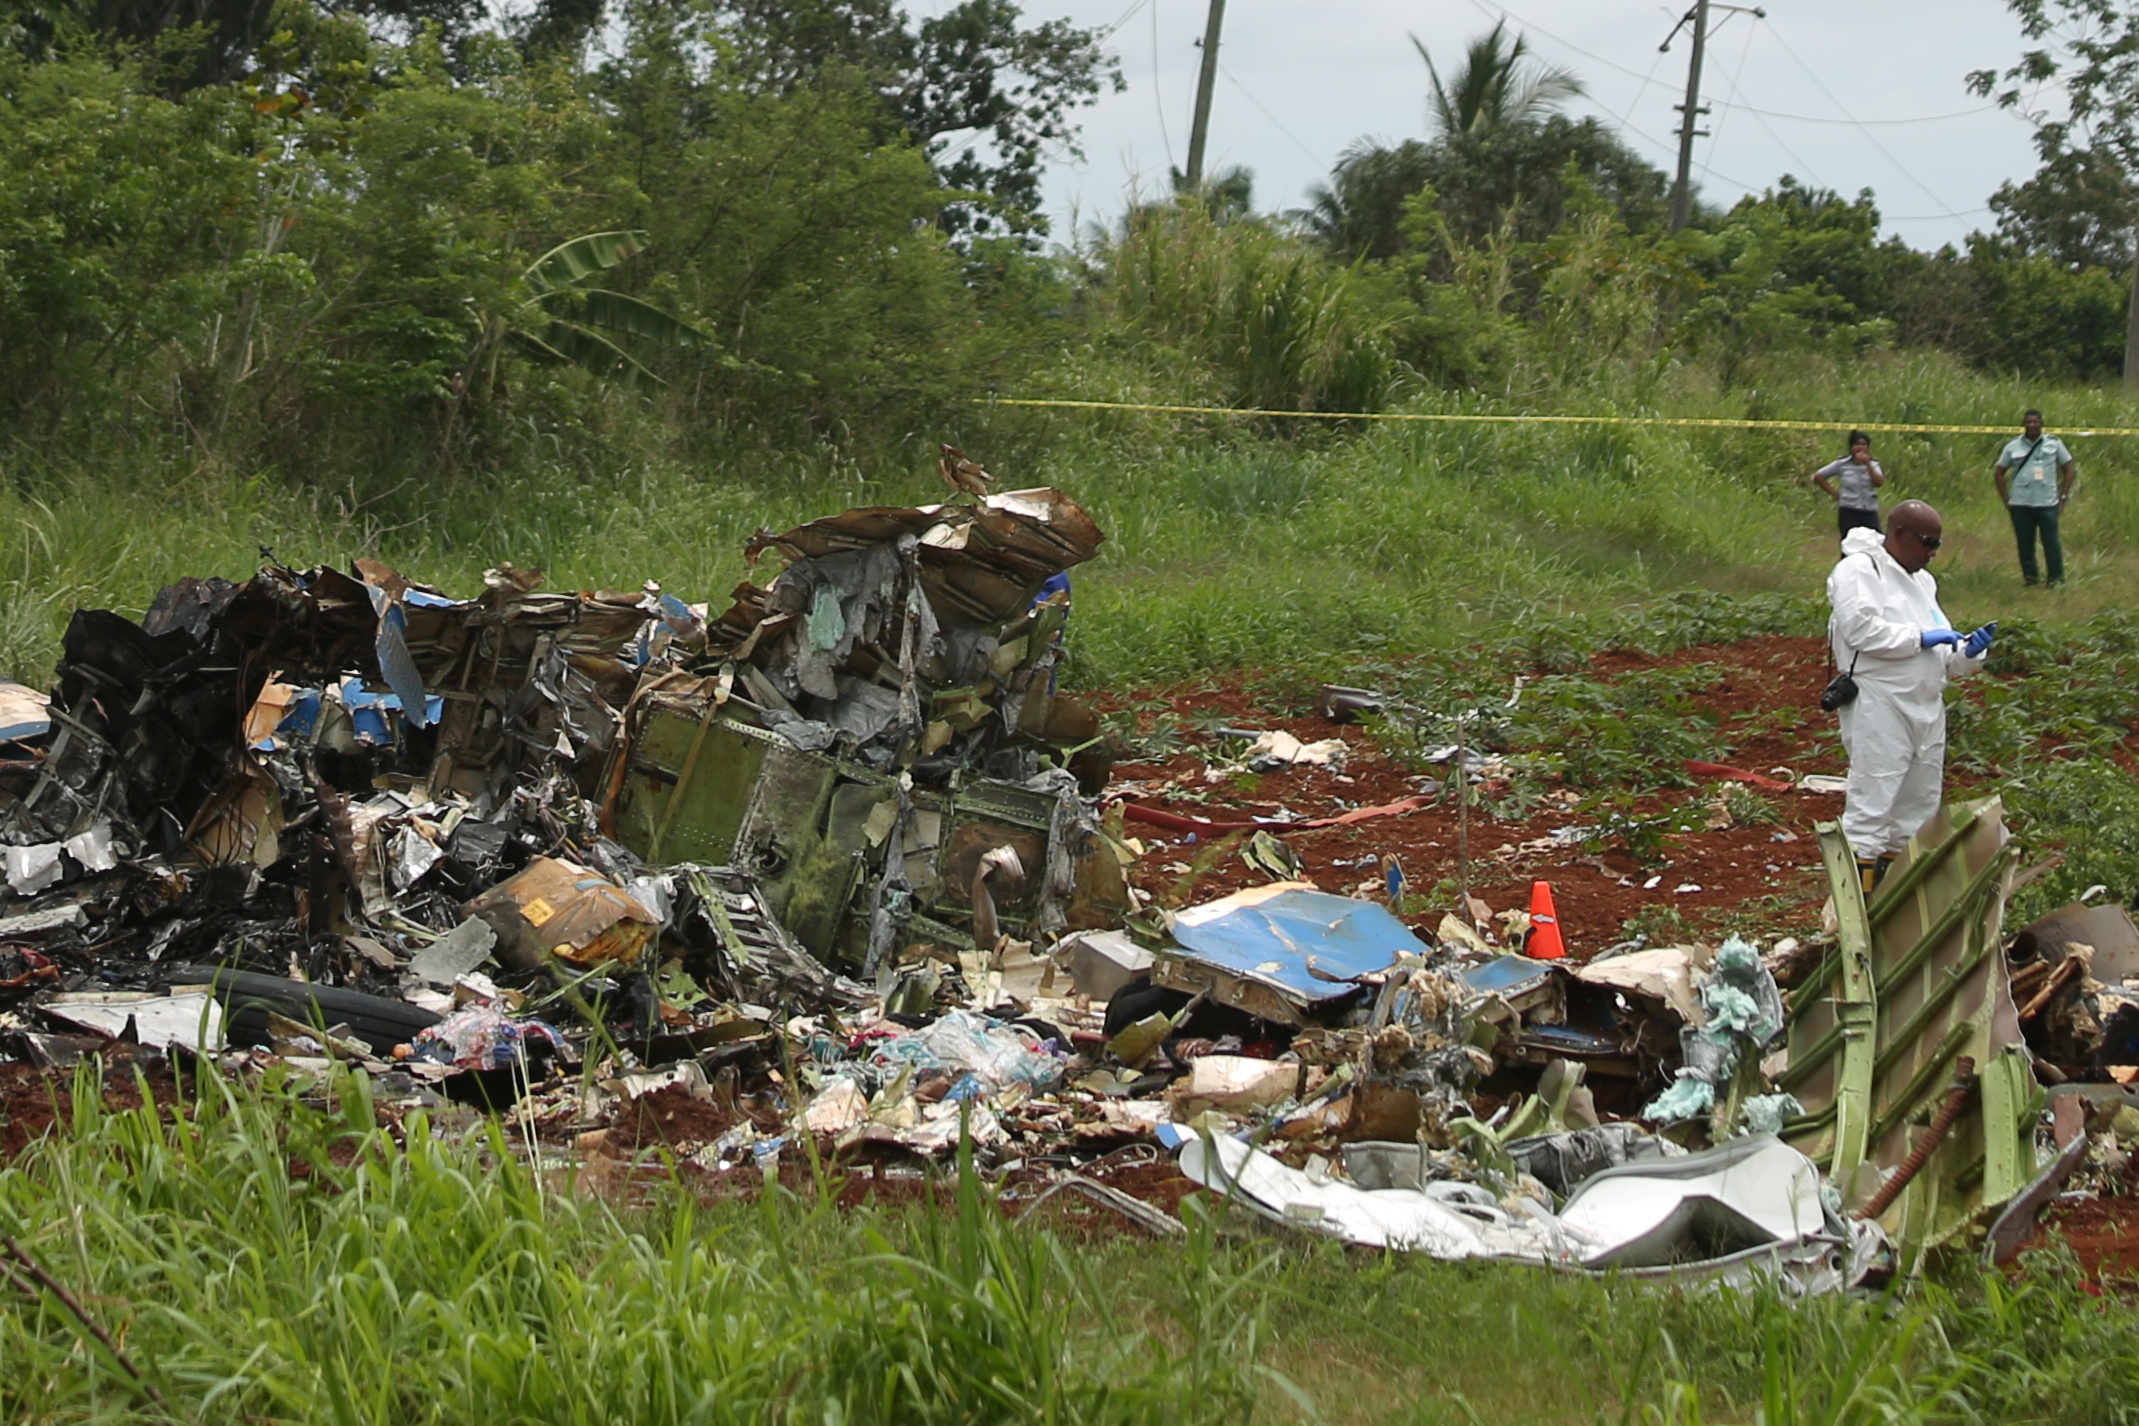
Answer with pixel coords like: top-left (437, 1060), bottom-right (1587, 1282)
top-left (1826, 500), bottom-right (1996, 894)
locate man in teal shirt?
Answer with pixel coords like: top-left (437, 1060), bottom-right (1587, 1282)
top-left (1993, 409), bottom-right (2076, 586)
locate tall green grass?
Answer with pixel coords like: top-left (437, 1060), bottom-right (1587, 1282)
top-left (2, 1064), bottom-right (2136, 1424)
top-left (0, 1068), bottom-right (1275, 1423)
top-left (5, 345), bottom-right (2138, 691)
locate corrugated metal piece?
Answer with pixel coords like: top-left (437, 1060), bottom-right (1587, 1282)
top-left (1780, 796), bottom-right (2040, 1259)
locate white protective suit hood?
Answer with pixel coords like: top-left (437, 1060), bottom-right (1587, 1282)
top-left (1839, 527), bottom-right (1885, 559)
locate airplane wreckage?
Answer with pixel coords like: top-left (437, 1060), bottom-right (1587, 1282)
top-left (0, 449), bottom-right (2121, 1283)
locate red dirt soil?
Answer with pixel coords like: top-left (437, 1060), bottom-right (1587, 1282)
top-left (2032, 1191), bottom-right (2139, 1284)
top-left (2022, 1156), bottom-right (2139, 1285)
top-left (1096, 635), bottom-right (1857, 957)
top-left (0, 1058), bottom-right (160, 1160)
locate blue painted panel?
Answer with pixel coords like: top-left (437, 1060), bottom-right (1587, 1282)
top-left (1170, 887), bottom-right (1427, 1006)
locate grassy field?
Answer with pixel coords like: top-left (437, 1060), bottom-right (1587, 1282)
top-left (0, 1066), bottom-right (2134, 1426)
top-left (7, 353), bottom-right (2139, 1424)
top-left (8, 350), bottom-right (2139, 691)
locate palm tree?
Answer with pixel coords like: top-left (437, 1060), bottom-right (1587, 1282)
top-left (1412, 21), bottom-right (1582, 140)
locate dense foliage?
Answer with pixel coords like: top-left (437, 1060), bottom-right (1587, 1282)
top-left (2, 1), bottom-right (2137, 492)
top-left (6, 6), bottom-right (2139, 909)
top-left (0, 0), bottom-right (1113, 482)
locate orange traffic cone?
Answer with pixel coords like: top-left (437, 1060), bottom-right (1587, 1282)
top-left (1524, 880), bottom-right (1566, 960)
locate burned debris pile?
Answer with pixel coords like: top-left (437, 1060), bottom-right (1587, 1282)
top-left (0, 465), bottom-right (2106, 1284)
top-left (0, 483), bottom-right (1117, 1049)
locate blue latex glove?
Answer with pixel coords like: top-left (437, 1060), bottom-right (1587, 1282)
top-left (1920, 628), bottom-right (1962, 649)
top-left (1964, 622), bottom-right (1997, 658)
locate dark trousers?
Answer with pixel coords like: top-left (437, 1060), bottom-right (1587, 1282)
top-left (2008, 504), bottom-right (2064, 584)
top-left (1838, 506), bottom-right (1881, 537)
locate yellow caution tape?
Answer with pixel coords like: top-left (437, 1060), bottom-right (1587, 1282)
top-left (983, 397), bottom-right (2139, 438)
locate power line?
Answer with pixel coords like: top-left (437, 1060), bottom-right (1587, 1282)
top-left (1696, 10), bottom-right (1761, 196)
top-left (1622, 117), bottom-right (1763, 194)
top-left (1611, 25), bottom-right (1670, 131)
top-left (1097, 0), bottom-right (1151, 43)
top-left (1763, 22), bottom-right (1974, 220)
top-left (1462, 0), bottom-right (1763, 195)
top-left (1706, 17), bottom-right (1831, 193)
top-left (1461, 0), bottom-right (1994, 221)
top-left (1736, 103), bottom-right (1831, 192)
top-left (1458, 0), bottom-right (1998, 131)
top-left (1466, 0), bottom-right (1668, 87)
top-left (1884, 207), bottom-right (1994, 222)
top-left (1218, 62), bottom-right (1324, 168)
top-left (1714, 101), bottom-right (1999, 126)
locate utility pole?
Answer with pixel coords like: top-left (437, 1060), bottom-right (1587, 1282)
top-left (1183, 0), bottom-right (1227, 189)
top-left (1663, 2), bottom-right (1763, 232)
top-left (1667, 0), bottom-right (1710, 232)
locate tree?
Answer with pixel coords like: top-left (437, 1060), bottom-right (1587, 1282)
top-left (1306, 117), bottom-right (1668, 260)
top-left (1989, 144), bottom-right (2137, 272)
top-left (0, 42), bottom-right (258, 436)
top-left (1169, 162), bottom-right (1254, 217)
top-left (2, 0), bottom-right (92, 59)
top-left (466, 231), bottom-right (703, 400)
top-left (1678, 179), bottom-right (1904, 388)
top-left (598, 1), bottom-right (1014, 442)
top-left (707, 0), bottom-right (1120, 238)
top-left (1413, 20), bottom-right (1581, 140)
top-left (1300, 139), bottom-right (1435, 260)
top-left (1970, 0), bottom-right (2139, 389)
top-left (511, 0), bottom-right (606, 57)
top-left (6, 0), bottom-right (487, 86)
top-left (1094, 200), bottom-right (1395, 416)
top-left (1302, 26), bottom-right (1665, 262)
top-left (1427, 117), bottom-right (1668, 248)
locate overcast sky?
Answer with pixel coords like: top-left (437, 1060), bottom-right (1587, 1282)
top-left (909, 0), bottom-right (2051, 251)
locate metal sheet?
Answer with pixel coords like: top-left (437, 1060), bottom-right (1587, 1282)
top-left (1781, 797), bottom-right (2039, 1255)
top-left (0, 679), bottom-right (51, 745)
top-left (1165, 883), bottom-right (1426, 1012)
top-left (1462, 954), bottom-right (1556, 1001)
top-left (1558, 1134), bottom-right (1831, 1269)
top-left (1180, 1131), bottom-right (1872, 1292)
top-left (611, 710), bottom-right (771, 866)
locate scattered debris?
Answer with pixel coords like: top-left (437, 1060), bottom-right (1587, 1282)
top-left (0, 470), bottom-right (2087, 1284)
top-left (1241, 730), bottom-right (1348, 773)
top-left (1179, 1129), bottom-right (1880, 1292)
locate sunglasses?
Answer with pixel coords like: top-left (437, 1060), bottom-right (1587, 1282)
top-left (1906, 529), bottom-right (1942, 552)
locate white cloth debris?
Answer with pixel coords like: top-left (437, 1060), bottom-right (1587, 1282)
top-left (1245, 730), bottom-right (1348, 772)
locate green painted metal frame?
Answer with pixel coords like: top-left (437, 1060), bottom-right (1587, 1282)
top-left (1781, 797), bottom-right (2041, 1256)
top-left (1804, 822), bottom-right (1879, 1181)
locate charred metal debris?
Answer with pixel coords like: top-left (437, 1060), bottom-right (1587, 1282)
top-left (0, 469), bottom-right (2104, 1281)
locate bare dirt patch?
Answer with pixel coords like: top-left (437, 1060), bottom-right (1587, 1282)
top-left (1097, 636), bottom-right (1864, 957)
